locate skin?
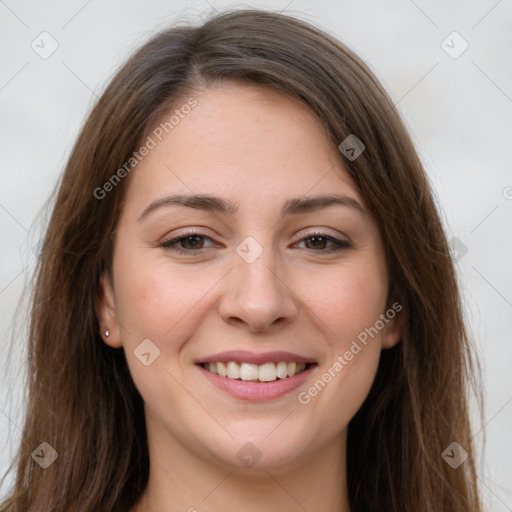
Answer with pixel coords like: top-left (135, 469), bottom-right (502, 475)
top-left (96, 82), bottom-right (403, 512)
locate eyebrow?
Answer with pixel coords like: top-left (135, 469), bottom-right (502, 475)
top-left (137, 193), bottom-right (366, 221)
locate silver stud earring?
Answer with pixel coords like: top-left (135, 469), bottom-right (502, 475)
top-left (104, 329), bottom-right (110, 337)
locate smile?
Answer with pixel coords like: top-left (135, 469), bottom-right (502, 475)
top-left (200, 361), bottom-right (311, 382)
top-left (195, 350), bottom-right (318, 400)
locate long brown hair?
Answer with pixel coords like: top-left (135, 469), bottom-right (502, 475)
top-left (1, 9), bottom-right (483, 511)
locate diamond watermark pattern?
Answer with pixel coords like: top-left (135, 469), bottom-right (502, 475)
top-left (449, 236), bottom-right (468, 262)
top-left (236, 236), bottom-right (263, 264)
top-left (31, 31), bottom-right (59, 59)
top-left (338, 134), bottom-right (365, 161)
top-left (134, 338), bottom-right (161, 366)
top-left (32, 238), bottom-right (44, 257)
top-left (441, 31), bottom-right (469, 59)
top-left (31, 442), bottom-right (58, 468)
top-left (442, 442), bottom-right (468, 468)
top-left (236, 442), bottom-right (262, 468)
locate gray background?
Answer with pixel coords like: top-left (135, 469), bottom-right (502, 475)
top-left (1, 0), bottom-right (511, 508)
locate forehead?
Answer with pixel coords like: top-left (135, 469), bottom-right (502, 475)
top-left (124, 82), bottom-right (362, 214)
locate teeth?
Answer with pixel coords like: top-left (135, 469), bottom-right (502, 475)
top-left (258, 363), bottom-right (276, 382)
top-left (217, 361), bottom-right (227, 377)
top-left (240, 363), bottom-right (259, 381)
top-left (227, 361), bottom-right (240, 379)
top-left (276, 361), bottom-right (288, 379)
top-left (203, 361), bottom-right (310, 381)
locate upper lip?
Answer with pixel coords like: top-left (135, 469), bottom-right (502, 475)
top-left (195, 350), bottom-right (316, 365)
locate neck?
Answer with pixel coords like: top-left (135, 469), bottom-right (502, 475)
top-left (132, 420), bottom-right (351, 512)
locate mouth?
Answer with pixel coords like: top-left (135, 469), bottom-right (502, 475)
top-left (199, 361), bottom-right (315, 382)
top-left (194, 350), bottom-right (318, 400)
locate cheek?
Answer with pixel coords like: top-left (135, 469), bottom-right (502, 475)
top-left (116, 271), bottom-right (177, 336)
top-left (113, 246), bottom-right (183, 332)
top-left (295, 254), bottom-right (387, 405)
top-left (296, 263), bottom-right (385, 433)
top-left (113, 249), bottom-right (224, 345)
top-left (302, 258), bottom-right (388, 343)
top-left (111, 253), bottom-right (200, 401)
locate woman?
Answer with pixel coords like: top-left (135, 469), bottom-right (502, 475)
top-left (0, 9), bottom-right (483, 512)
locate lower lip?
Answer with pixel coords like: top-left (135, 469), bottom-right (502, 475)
top-left (197, 364), bottom-right (317, 401)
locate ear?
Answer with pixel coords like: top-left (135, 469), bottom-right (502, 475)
top-left (381, 302), bottom-right (404, 350)
top-left (95, 273), bottom-right (123, 348)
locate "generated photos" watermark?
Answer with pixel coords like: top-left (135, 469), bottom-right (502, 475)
top-left (298, 302), bottom-right (402, 405)
top-left (93, 97), bottom-right (198, 200)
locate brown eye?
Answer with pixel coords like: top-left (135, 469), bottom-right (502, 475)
top-left (304, 235), bottom-right (328, 249)
top-left (297, 233), bottom-right (350, 253)
top-left (179, 235), bottom-right (205, 250)
top-left (160, 232), bottom-right (215, 253)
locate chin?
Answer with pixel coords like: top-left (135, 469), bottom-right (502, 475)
top-left (206, 425), bottom-right (312, 471)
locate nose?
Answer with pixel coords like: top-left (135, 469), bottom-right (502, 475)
top-left (218, 245), bottom-right (299, 333)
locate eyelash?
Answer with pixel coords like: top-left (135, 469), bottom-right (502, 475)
top-left (159, 230), bottom-right (350, 255)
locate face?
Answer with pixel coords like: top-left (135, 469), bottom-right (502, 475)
top-left (97, 82), bottom-right (402, 472)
